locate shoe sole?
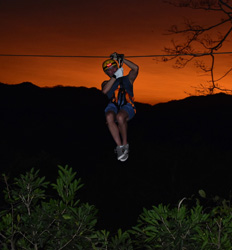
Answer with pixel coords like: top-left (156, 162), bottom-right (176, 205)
top-left (117, 154), bottom-right (125, 160)
top-left (119, 153), bottom-right (129, 162)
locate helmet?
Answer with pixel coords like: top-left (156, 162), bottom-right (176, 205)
top-left (102, 59), bottom-right (118, 72)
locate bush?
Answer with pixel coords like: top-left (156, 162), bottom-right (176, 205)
top-left (130, 197), bottom-right (232, 249)
top-left (0, 165), bottom-right (132, 249)
top-left (1, 166), bottom-right (232, 249)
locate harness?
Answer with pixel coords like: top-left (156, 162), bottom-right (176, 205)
top-left (111, 79), bottom-right (136, 113)
top-left (108, 55), bottom-right (136, 113)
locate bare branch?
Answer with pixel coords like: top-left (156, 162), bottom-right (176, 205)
top-left (211, 26), bottom-right (232, 50)
top-left (214, 67), bottom-right (232, 81)
top-left (163, 0), bottom-right (232, 95)
top-left (219, 0), bottom-right (232, 11)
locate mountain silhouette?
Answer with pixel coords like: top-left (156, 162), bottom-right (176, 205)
top-left (1, 82), bottom-right (232, 232)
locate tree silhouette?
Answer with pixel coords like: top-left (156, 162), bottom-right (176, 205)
top-left (163, 0), bottom-right (232, 95)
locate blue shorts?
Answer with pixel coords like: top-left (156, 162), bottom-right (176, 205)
top-left (105, 103), bottom-right (136, 120)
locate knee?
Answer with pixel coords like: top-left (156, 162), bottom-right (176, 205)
top-left (116, 113), bottom-right (126, 124)
top-left (106, 111), bottom-right (115, 124)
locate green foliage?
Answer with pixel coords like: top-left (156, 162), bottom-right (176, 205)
top-left (109, 229), bottom-right (133, 250)
top-left (0, 165), bottom-right (131, 250)
top-left (51, 165), bottom-right (83, 206)
top-left (1, 167), bottom-right (232, 250)
top-left (130, 194), bottom-right (232, 249)
top-left (199, 189), bottom-right (206, 199)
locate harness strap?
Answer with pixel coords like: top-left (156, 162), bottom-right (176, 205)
top-left (111, 86), bottom-right (136, 113)
top-left (125, 91), bottom-right (136, 114)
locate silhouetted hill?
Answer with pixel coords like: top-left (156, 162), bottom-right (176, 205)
top-left (1, 82), bottom-right (232, 232)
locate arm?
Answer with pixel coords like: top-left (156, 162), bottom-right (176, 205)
top-left (101, 77), bottom-right (116, 94)
top-left (123, 58), bottom-right (139, 84)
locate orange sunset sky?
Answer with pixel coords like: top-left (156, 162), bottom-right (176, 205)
top-left (1, 0), bottom-right (232, 105)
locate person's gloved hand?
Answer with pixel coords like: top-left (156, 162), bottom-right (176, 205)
top-left (117, 54), bottom-right (124, 62)
top-left (110, 52), bottom-right (118, 60)
top-left (114, 67), bottom-right (124, 79)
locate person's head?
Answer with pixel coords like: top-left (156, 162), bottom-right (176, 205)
top-left (102, 59), bottom-right (118, 77)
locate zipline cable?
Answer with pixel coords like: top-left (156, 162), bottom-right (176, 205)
top-left (0, 51), bottom-right (232, 58)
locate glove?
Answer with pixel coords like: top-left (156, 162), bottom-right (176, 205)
top-left (117, 54), bottom-right (124, 62)
top-left (113, 67), bottom-right (124, 79)
top-left (110, 52), bottom-right (118, 60)
top-left (117, 54), bottom-right (124, 67)
top-left (110, 52), bottom-right (124, 62)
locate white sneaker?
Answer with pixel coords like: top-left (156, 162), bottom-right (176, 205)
top-left (115, 146), bottom-right (125, 161)
top-left (123, 144), bottom-right (129, 154)
top-left (119, 152), bottom-right (128, 162)
top-left (115, 144), bottom-right (129, 161)
top-left (120, 144), bottom-right (129, 162)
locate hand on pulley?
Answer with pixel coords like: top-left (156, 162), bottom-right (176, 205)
top-left (110, 52), bottom-right (124, 66)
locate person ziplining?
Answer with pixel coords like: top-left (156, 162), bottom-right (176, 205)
top-left (101, 52), bottom-right (139, 162)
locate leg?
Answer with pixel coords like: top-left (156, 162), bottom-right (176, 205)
top-left (105, 111), bottom-right (122, 146)
top-left (116, 109), bottom-right (129, 146)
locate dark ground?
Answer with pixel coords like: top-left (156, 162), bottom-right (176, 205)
top-left (1, 82), bottom-right (232, 232)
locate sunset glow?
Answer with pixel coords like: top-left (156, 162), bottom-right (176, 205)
top-left (1, 0), bottom-right (232, 105)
